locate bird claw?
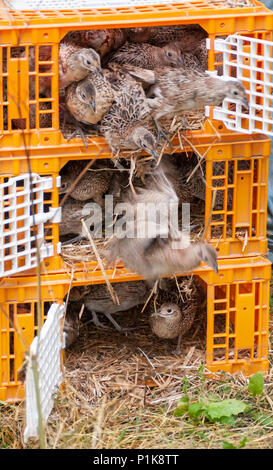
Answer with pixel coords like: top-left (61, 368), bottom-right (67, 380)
top-left (172, 348), bottom-right (182, 356)
top-left (114, 326), bottom-right (137, 333)
top-left (61, 234), bottom-right (85, 246)
top-left (67, 126), bottom-right (89, 150)
top-left (153, 118), bottom-right (173, 148)
top-left (91, 311), bottom-right (111, 329)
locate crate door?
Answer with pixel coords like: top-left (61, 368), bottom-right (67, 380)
top-left (206, 34), bottom-right (273, 136)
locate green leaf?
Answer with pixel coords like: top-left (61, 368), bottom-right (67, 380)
top-left (205, 398), bottom-right (248, 420)
top-left (181, 377), bottom-right (190, 392)
top-left (222, 437), bottom-right (247, 449)
top-left (173, 408), bottom-right (187, 417)
top-left (188, 402), bottom-right (204, 420)
top-left (198, 365), bottom-right (205, 381)
top-left (222, 441), bottom-right (237, 449)
top-left (248, 372), bottom-right (264, 397)
top-left (116, 429), bottom-right (126, 445)
top-left (173, 396), bottom-right (189, 417)
top-left (219, 415), bottom-right (235, 425)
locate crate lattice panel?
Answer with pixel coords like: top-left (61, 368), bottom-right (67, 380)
top-left (207, 34), bottom-right (273, 136)
top-left (0, 173), bottom-right (61, 277)
top-left (24, 302), bottom-right (64, 442)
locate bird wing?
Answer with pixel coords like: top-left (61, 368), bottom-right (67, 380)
top-left (100, 81), bottom-right (150, 137)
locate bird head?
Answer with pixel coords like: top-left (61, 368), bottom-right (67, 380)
top-left (76, 80), bottom-right (97, 112)
top-left (78, 48), bottom-right (102, 74)
top-left (162, 44), bottom-right (184, 67)
top-left (131, 126), bottom-right (158, 159)
top-left (151, 303), bottom-right (181, 319)
top-left (198, 242), bottom-right (218, 273)
top-left (59, 179), bottom-right (69, 195)
top-left (225, 80), bottom-right (249, 111)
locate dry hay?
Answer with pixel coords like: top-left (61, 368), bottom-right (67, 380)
top-left (63, 277), bottom-right (207, 402)
top-left (61, 239), bottom-right (109, 268)
top-left (60, 108), bottom-right (206, 155)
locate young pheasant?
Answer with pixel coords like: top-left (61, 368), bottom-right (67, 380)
top-left (69, 281), bottom-right (150, 332)
top-left (150, 279), bottom-right (202, 353)
top-left (127, 24), bottom-right (207, 47)
top-left (59, 160), bottom-right (112, 205)
top-left (126, 66), bottom-right (249, 142)
top-left (29, 43), bottom-right (102, 97)
top-left (99, 68), bottom-right (158, 157)
top-left (59, 43), bottom-right (102, 93)
top-left (65, 69), bottom-right (115, 146)
top-left (63, 28), bottom-right (128, 57)
top-left (105, 169), bottom-right (218, 282)
top-left (108, 42), bottom-right (183, 69)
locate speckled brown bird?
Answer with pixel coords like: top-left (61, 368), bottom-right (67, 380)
top-left (59, 160), bottom-right (113, 205)
top-left (150, 280), bottom-right (200, 354)
top-left (105, 170), bottom-right (218, 281)
top-left (147, 68), bottom-right (249, 115)
top-left (127, 24), bottom-right (207, 48)
top-left (108, 42), bottom-right (183, 69)
top-left (63, 302), bottom-right (84, 348)
top-left (63, 28), bottom-right (128, 57)
top-left (126, 66), bottom-right (249, 141)
top-left (69, 280), bottom-right (150, 332)
top-left (27, 43), bottom-right (102, 97)
top-left (65, 70), bottom-right (115, 146)
top-left (150, 295), bottom-right (198, 354)
top-left (160, 154), bottom-right (206, 204)
top-left (99, 69), bottom-right (158, 157)
top-left (59, 43), bottom-right (102, 93)
top-left (59, 196), bottom-right (94, 243)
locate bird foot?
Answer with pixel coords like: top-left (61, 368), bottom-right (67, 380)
top-left (172, 348), bottom-right (182, 356)
top-left (91, 311), bottom-right (111, 329)
top-left (103, 311), bottom-right (136, 333)
top-left (153, 118), bottom-right (173, 148)
top-left (61, 234), bottom-right (85, 246)
top-left (67, 126), bottom-right (89, 150)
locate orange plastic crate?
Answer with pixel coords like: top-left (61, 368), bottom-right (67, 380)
top-left (0, 255), bottom-right (270, 402)
top-left (0, 0), bottom-right (272, 155)
top-left (2, 134), bottom-right (268, 277)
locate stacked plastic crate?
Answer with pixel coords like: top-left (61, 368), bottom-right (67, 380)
top-left (0, 0), bottom-right (273, 402)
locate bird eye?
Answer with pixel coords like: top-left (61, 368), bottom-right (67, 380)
top-left (233, 90), bottom-right (238, 96)
top-left (167, 52), bottom-right (173, 57)
top-left (86, 60), bottom-right (91, 66)
top-left (167, 308), bottom-right (172, 313)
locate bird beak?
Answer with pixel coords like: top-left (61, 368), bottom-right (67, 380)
top-left (242, 96), bottom-right (249, 112)
top-left (178, 56), bottom-right (183, 66)
top-left (151, 311), bottom-right (162, 318)
top-left (213, 262), bottom-right (219, 274)
top-left (90, 99), bottom-right (96, 112)
top-left (150, 149), bottom-right (159, 160)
